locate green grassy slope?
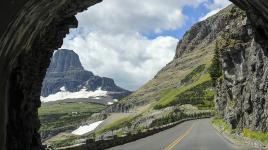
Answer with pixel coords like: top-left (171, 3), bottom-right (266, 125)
top-left (117, 5), bottom-right (244, 111)
top-left (39, 102), bottom-right (106, 139)
top-left (212, 118), bottom-right (268, 147)
top-left (94, 39), bottom-right (217, 138)
top-left (120, 39), bottom-right (215, 109)
top-left (96, 6), bottom-right (245, 135)
top-left (154, 73), bottom-right (214, 109)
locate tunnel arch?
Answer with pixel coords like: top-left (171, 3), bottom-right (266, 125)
top-left (0, 0), bottom-right (268, 150)
top-left (0, 0), bottom-right (102, 149)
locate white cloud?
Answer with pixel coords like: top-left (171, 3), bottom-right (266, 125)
top-left (76, 0), bottom-right (207, 34)
top-left (61, 0), bottom-right (231, 91)
top-left (62, 31), bottom-right (177, 91)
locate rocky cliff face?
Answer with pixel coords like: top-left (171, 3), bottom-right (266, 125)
top-left (174, 7), bottom-right (235, 59)
top-left (41, 49), bottom-right (130, 100)
top-left (216, 0), bottom-right (268, 131)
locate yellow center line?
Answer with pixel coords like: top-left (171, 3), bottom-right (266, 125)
top-left (163, 124), bottom-right (195, 150)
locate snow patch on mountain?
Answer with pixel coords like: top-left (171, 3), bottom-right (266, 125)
top-left (72, 120), bottom-right (104, 135)
top-left (40, 87), bottom-right (107, 103)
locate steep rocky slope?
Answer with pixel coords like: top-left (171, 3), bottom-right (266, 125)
top-left (41, 49), bottom-right (131, 101)
top-left (105, 5), bottom-right (242, 112)
top-left (94, 5), bottom-right (245, 138)
top-left (216, 0), bottom-right (268, 132)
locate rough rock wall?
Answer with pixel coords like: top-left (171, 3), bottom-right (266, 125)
top-left (216, 0), bottom-right (268, 131)
top-left (0, 0), bottom-right (102, 149)
top-left (101, 103), bottom-right (134, 113)
top-left (174, 6), bottom-right (234, 59)
top-left (7, 39), bottom-right (53, 150)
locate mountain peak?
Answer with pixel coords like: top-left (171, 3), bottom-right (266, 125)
top-left (41, 49), bottom-right (131, 99)
top-left (48, 49), bottom-right (84, 73)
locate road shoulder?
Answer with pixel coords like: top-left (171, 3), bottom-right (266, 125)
top-left (210, 118), bottom-right (267, 150)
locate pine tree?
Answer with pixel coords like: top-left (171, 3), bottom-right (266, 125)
top-left (209, 41), bottom-right (222, 83)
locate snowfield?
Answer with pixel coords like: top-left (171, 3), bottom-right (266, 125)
top-left (107, 99), bottom-right (119, 105)
top-left (71, 120), bottom-right (104, 135)
top-left (107, 102), bottom-right (114, 105)
top-left (40, 87), bottom-right (107, 103)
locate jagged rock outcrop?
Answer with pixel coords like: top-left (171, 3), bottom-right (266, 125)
top-left (101, 103), bottom-right (134, 113)
top-left (41, 49), bottom-right (130, 99)
top-left (215, 1), bottom-right (268, 132)
top-left (174, 8), bottom-right (234, 59)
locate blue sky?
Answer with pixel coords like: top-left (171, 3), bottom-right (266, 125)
top-left (62, 0), bottom-right (231, 91)
top-left (145, 0), bottom-right (228, 39)
top-left (146, 3), bottom-right (208, 39)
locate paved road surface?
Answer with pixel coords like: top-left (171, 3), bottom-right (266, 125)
top-left (108, 119), bottom-right (258, 150)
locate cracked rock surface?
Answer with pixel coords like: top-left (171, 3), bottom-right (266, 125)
top-left (216, 0), bottom-right (268, 131)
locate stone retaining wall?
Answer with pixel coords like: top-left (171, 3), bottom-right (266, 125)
top-left (56, 115), bottom-right (213, 150)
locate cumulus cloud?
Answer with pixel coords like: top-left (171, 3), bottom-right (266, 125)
top-left (61, 0), bottom-right (231, 91)
top-left (76, 0), bottom-right (207, 34)
top-left (62, 32), bottom-right (177, 91)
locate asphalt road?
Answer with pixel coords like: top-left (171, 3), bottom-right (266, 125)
top-left (108, 119), bottom-right (257, 150)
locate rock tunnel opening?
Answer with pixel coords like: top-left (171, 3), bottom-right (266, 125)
top-left (1, 0), bottom-right (268, 149)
